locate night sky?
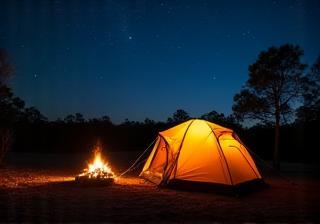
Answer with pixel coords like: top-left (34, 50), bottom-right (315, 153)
top-left (1, 0), bottom-right (319, 123)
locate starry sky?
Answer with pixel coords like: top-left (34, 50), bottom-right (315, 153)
top-left (1, 0), bottom-right (320, 123)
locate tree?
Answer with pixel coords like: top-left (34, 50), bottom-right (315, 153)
top-left (121, 118), bottom-right (141, 126)
top-left (101, 115), bottom-right (111, 123)
top-left (232, 44), bottom-right (307, 169)
top-left (296, 56), bottom-right (320, 122)
top-left (0, 49), bottom-right (14, 104)
top-left (75, 113), bottom-right (85, 123)
top-left (144, 118), bottom-right (155, 125)
top-left (3, 96), bottom-right (25, 124)
top-left (0, 49), bottom-right (23, 125)
top-left (0, 49), bottom-right (14, 94)
top-left (200, 110), bottom-right (240, 129)
top-left (64, 114), bottom-right (76, 123)
top-left (167, 109), bottom-right (190, 124)
top-left (0, 49), bottom-right (15, 165)
top-left (24, 107), bottom-right (48, 123)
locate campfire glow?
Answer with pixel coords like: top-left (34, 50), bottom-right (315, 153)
top-left (76, 144), bottom-right (115, 183)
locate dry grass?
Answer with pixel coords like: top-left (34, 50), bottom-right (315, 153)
top-left (0, 155), bottom-right (319, 222)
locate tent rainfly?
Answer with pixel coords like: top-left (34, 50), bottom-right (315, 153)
top-left (140, 119), bottom-right (262, 187)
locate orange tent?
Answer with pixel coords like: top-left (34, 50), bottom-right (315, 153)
top-left (140, 119), bottom-right (262, 186)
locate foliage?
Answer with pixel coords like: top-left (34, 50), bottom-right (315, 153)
top-left (232, 44), bottom-right (307, 168)
top-left (0, 49), bottom-right (47, 165)
top-left (167, 109), bottom-right (190, 124)
top-left (1, 47), bottom-right (319, 165)
top-left (9, 112), bottom-right (319, 163)
top-left (0, 49), bottom-right (15, 165)
top-left (296, 56), bottom-right (320, 122)
top-left (233, 44), bottom-right (307, 124)
top-left (200, 110), bottom-right (240, 130)
top-left (144, 118), bottom-right (156, 125)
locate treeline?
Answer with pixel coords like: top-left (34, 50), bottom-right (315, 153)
top-left (7, 108), bottom-right (319, 163)
top-left (1, 44), bottom-right (320, 165)
top-left (11, 109), bottom-right (237, 154)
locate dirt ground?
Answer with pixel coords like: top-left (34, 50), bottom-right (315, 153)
top-left (0, 152), bottom-right (319, 222)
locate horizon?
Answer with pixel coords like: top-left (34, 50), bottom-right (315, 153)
top-left (1, 0), bottom-right (320, 123)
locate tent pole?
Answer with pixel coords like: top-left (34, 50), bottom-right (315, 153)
top-left (162, 120), bottom-right (195, 184)
top-left (205, 122), bottom-right (234, 185)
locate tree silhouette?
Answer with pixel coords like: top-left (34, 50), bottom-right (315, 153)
top-left (23, 107), bottom-right (47, 123)
top-left (200, 110), bottom-right (239, 129)
top-left (0, 49), bottom-right (15, 165)
top-left (101, 115), bottom-right (111, 123)
top-left (297, 56), bottom-right (320, 122)
top-left (144, 118), bottom-right (155, 125)
top-left (167, 109), bottom-right (190, 124)
top-left (64, 114), bottom-right (76, 123)
top-left (232, 44), bottom-right (307, 169)
top-left (75, 113), bottom-right (85, 123)
top-left (0, 49), bottom-right (26, 125)
top-left (0, 49), bottom-right (14, 105)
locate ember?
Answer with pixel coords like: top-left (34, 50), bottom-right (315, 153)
top-left (75, 143), bottom-right (115, 184)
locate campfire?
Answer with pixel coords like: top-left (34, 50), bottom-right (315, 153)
top-left (75, 142), bottom-right (115, 185)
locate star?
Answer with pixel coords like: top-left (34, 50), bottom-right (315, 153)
top-left (241, 30), bottom-right (256, 40)
top-left (33, 73), bottom-right (38, 78)
top-left (128, 36), bottom-right (133, 40)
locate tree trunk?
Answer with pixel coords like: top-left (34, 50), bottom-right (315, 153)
top-left (0, 129), bottom-right (12, 166)
top-left (273, 111), bottom-right (280, 170)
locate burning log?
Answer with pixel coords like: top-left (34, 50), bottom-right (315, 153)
top-left (75, 143), bottom-right (115, 185)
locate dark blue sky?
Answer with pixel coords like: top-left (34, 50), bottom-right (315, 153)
top-left (1, 0), bottom-right (319, 123)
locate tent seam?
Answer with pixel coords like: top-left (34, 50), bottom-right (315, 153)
top-left (232, 133), bottom-right (261, 179)
top-left (147, 136), bottom-right (161, 171)
top-left (205, 122), bottom-right (234, 185)
top-left (164, 119), bottom-right (195, 184)
top-left (229, 145), bottom-right (261, 179)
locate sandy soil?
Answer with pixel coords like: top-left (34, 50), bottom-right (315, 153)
top-left (0, 153), bottom-right (320, 222)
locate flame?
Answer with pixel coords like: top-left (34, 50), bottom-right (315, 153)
top-left (79, 144), bottom-right (115, 179)
top-left (88, 150), bottom-right (114, 175)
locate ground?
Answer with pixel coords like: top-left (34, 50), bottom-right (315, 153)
top-left (0, 152), bottom-right (319, 222)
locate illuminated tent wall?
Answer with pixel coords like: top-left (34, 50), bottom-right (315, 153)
top-left (140, 119), bottom-right (262, 186)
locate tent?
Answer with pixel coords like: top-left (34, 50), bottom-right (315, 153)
top-left (140, 119), bottom-right (262, 187)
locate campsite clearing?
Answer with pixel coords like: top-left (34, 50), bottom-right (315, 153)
top-left (0, 153), bottom-right (319, 222)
